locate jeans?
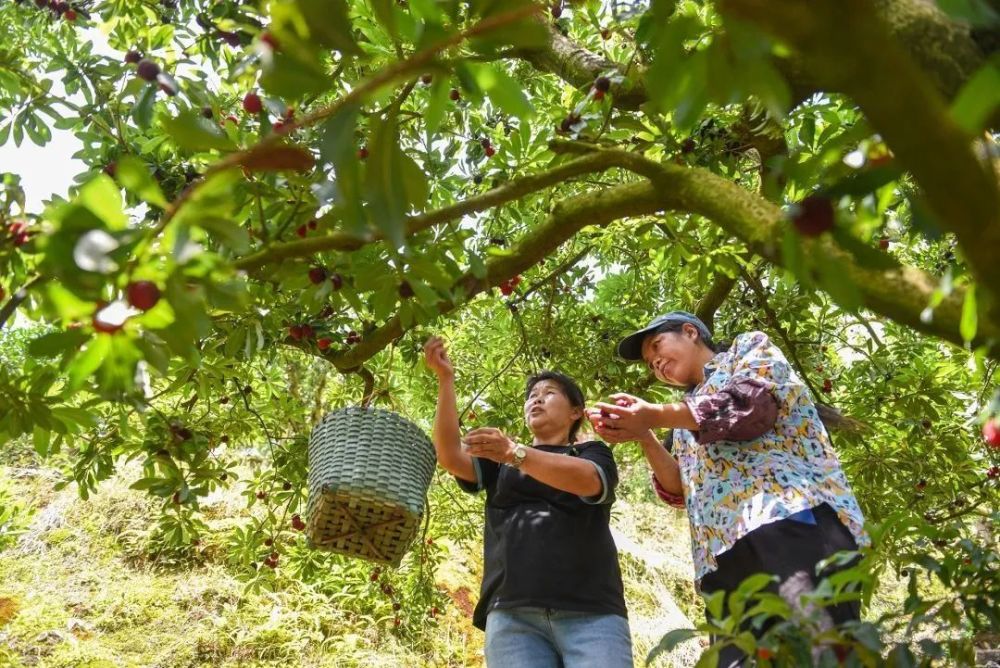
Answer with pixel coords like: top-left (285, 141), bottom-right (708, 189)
top-left (484, 607), bottom-right (633, 668)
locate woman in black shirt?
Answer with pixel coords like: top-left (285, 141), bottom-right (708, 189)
top-left (424, 336), bottom-right (632, 668)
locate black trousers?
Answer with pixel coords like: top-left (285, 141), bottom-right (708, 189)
top-left (698, 504), bottom-right (861, 667)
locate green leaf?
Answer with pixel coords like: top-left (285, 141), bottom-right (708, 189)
top-left (66, 335), bottom-right (112, 391)
top-left (133, 83), bottom-right (157, 130)
top-left (824, 164), bottom-right (903, 199)
top-left (260, 51), bottom-right (331, 99)
top-left (78, 175), bottom-right (128, 231)
top-left (116, 155), bottom-right (168, 208)
top-left (950, 57), bottom-right (1000, 133)
top-left (467, 62), bottom-right (534, 119)
top-left (646, 628), bottom-right (700, 664)
top-left (294, 0), bottom-right (362, 54)
top-left (960, 284), bottom-right (977, 342)
top-left (423, 77), bottom-right (450, 136)
top-left (196, 216), bottom-right (251, 254)
top-left (161, 110), bottom-right (237, 152)
top-left (28, 329), bottom-right (90, 357)
top-left (364, 111), bottom-right (426, 248)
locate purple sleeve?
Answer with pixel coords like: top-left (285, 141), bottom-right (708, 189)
top-left (651, 472), bottom-right (685, 508)
top-left (683, 377), bottom-right (779, 444)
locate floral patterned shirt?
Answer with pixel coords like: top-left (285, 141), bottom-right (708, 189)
top-left (652, 331), bottom-right (869, 580)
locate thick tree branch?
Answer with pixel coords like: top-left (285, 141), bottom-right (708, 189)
top-left (320, 182), bottom-right (661, 371)
top-left (718, 0), bottom-right (1000, 311)
top-left (549, 141), bottom-right (1000, 358)
top-left (233, 152), bottom-right (622, 272)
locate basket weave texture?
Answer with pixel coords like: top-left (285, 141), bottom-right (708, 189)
top-left (305, 406), bottom-right (436, 565)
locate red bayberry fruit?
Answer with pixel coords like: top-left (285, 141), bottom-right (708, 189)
top-left (421, 73), bottom-right (433, 85)
top-left (259, 31), bottom-right (280, 50)
top-left (449, 88), bottom-right (460, 101)
top-left (681, 138), bottom-right (697, 154)
top-left (879, 237), bottom-right (890, 251)
top-left (126, 280), bottom-right (160, 311)
top-left (124, 50), bottom-right (141, 64)
top-left (988, 466), bottom-right (999, 479)
top-left (593, 89), bottom-right (605, 101)
top-left (300, 324), bottom-right (315, 340)
top-left (200, 106), bottom-right (213, 119)
top-left (822, 378), bottom-right (833, 393)
top-left (330, 273), bottom-right (344, 290)
top-left (308, 267), bottom-right (327, 284)
top-left (484, 145), bottom-right (496, 158)
top-left (551, 3), bottom-right (562, 18)
top-left (242, 92), bottom-right (262, 114)
top-left (318, 337), bottom-right (332, 351)
top-left (357, 146), bottom-right (369, 159)
top-left (601, 28), bottom-right (611, 39)
top-left (984, 419), bottom-right (1000, 448)
top-left (64, 8), bottom-right (76, 21)
top-left (288, 324), bottom-right (304, 340)
top-left (594, 76), bottom-right (611, 93)
top-left (399, 281), bottom-right (414, 298)
top-left (92, 311), bottom-right (123, 334)
top-left (915, 479), bottom-right (927, 490)
top-left (791, 195), bottom-right (835, 237)
top-left (756, 648), bottom-right (774, 660)
top-left (256, 490), bottom-right (267, 500)
top-left (136, 59), bottom-right (160, 82)
top-left (296, 225), bottom-right (307, 238)
top-left (393, 618), bottom-right (401, 627)
top-left (291, 514), bottom-right (306, 530)
top-left (264, 538), bottom-right (273, 547)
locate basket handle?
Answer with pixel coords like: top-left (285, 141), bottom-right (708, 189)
top-left (355, 366), bottom-right (376, 408)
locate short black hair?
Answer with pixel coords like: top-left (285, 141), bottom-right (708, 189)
top-left (525, 370), bottom-right (586, 443)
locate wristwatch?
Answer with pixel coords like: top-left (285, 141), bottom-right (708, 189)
top-left (509, 444), bottom-right (528, 469)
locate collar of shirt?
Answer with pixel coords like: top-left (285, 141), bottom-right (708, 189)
top-left (687, 350), bottom-right (728, 395)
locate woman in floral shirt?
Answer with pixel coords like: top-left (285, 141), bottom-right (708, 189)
top-left (587, 311), bottom-right (868, 665)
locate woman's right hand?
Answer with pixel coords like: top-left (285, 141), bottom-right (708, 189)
top-left (586, 408), bottom-right (657, 447)
top-left (423, 336), bottom-right (454, 380)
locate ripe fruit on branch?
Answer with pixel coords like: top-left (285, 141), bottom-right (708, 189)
top-left (291, 514), bottom-right (306, 530)
top-left (822, 378), bottom-right (833, 394)
top-left (680, 138), bottom-right (696, 154)
top-left (136, 59), bottom-right (160, 82)
top-left (296, 225), bottom-right (308, 238)
top-left (330, 273), bottom-right (344, 290)
top-left (484, 145), bottom-right (496, 158)
top-left (288, 324), bottom-right (304, 340)
top-left (594, 76), bottom-right (611, 93)
top-left (791, 195), bottom-right (835, 237)
top-left (984, 419), bottom-right (1000, 448)
top-left (449, 88), bottom-right (460, 101)
top-left (878, 237), bottom-right (890, 251)
top-left (126, 280), bottom-right (160, 311)
top-left (346, 330), bottom-right (361, 345)
top-left (308, 267), bottom-right (327, 285)
top-left (357, 146), bottom-right (369, 159)
top-left (398, 281), bottom-right (414, 298)
top-left (242, 92), bottom-right (262, 114)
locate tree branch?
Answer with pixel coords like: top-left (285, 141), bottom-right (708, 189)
top-left (718, 0), bottom-right (1000, 311)
top-left (549, 141), bottom-right (1000, 358)
top-left (320, 182), bottom-right (661, 371)
top-left (233, 152), bottom-right (622, 272)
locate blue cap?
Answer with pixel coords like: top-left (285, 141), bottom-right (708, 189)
top-left (616, 311), bottom-right (712, 361)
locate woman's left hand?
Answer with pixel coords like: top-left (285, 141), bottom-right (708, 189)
top-left (590, 393), bottom-right (664, 433)
top-left (462, 427), bottom-right (518, 464)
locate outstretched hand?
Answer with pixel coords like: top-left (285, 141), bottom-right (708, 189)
top-left (462, 427), bottom-right (517, 464)
top-left (588, 393), bottom-right (664, 435)
top-left (423, 336), bottom-right (454, 380)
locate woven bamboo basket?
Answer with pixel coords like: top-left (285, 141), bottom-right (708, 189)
top-left (305, 406), bottom-right (436, 565)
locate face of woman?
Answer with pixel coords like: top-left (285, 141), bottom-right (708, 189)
top-left (523, 379), bottom-right (582, 438)
top-left (641, 324), bottom-right (705, 387)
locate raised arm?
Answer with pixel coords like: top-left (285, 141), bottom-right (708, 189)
top-left (423, 336), bottom-right (475, 482)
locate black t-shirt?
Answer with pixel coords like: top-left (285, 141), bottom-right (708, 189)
top-left (456, 441), bottom-right (627, 630)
